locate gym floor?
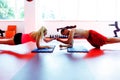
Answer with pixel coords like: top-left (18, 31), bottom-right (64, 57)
top-left (0, 39), bottom-right (120, 80)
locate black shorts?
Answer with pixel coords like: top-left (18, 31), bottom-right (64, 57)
top-left (13, 33), bottom-right (22, 45)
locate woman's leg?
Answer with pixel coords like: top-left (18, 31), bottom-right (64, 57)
top-left (0, 38), bottom-right (15, 45)
top-left (106, 37), bottom-right (120, 44)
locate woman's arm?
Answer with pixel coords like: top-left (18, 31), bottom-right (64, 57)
top-left (43, 37), bottom-right (55, 43)
top-left (36, 36), bottom-right (51, 49)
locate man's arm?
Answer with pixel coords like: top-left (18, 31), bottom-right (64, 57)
top-left (57, 29), bottom-right (75, 47)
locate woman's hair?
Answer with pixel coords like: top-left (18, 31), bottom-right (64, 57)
top-left (37, 26), bottom-right (47, 38)
top-left (31, 26), bottom-right (47, 40)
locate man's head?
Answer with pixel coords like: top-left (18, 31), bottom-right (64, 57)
top-left (61, 28), bottom-right (70, 36)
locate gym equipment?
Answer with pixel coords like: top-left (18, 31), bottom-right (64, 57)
top-left (109, 21), bottom-right (120, 37)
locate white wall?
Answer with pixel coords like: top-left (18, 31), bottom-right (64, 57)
top-left (0, 0), bottom-right (119, 38)
top-left (24, 0), bottom-right (36, 33)
top-left (38, 21), bottom-right (117, 37)
top-left (35, 0), bottom-right (119, 37)
top-left (0, 21), bottom-right (24, 33)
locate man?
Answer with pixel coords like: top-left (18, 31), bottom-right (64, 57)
top-left (56, 25), bottom-right (120, 48)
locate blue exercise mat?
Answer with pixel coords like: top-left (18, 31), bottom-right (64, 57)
top-left (67, 46), bottom-right (88, 53)
top-left (32, 45), bottom-right (55, 53)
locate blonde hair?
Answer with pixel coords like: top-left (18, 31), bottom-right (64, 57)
top-left (31, 26), bottom-right (47, 40)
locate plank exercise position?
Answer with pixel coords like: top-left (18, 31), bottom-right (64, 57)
top-left (0, 26), bottom-right (54, 49)
top-left (56, 25), bottom-right (120, 48)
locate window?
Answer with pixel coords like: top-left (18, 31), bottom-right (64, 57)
top-left (39, 0), bottom-right (79, 20)
top-left (0, 0), bottom-right (24, 20)
top-left (39, 0), bottom-right (120, 21)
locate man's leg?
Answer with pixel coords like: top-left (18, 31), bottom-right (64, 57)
top-left (106, 37), bottom-right (120, 44)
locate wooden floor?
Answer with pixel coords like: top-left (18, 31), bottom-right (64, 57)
top-left (0, 39), bottom-right (120, 80)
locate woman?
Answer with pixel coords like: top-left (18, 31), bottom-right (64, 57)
top-left (56, 25), bottom-right (120, 48)
top-left (0, 26), bottom-right (54, 49)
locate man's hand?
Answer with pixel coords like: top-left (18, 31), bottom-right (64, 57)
top-left (59, 44), bottom-right (73, 48)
